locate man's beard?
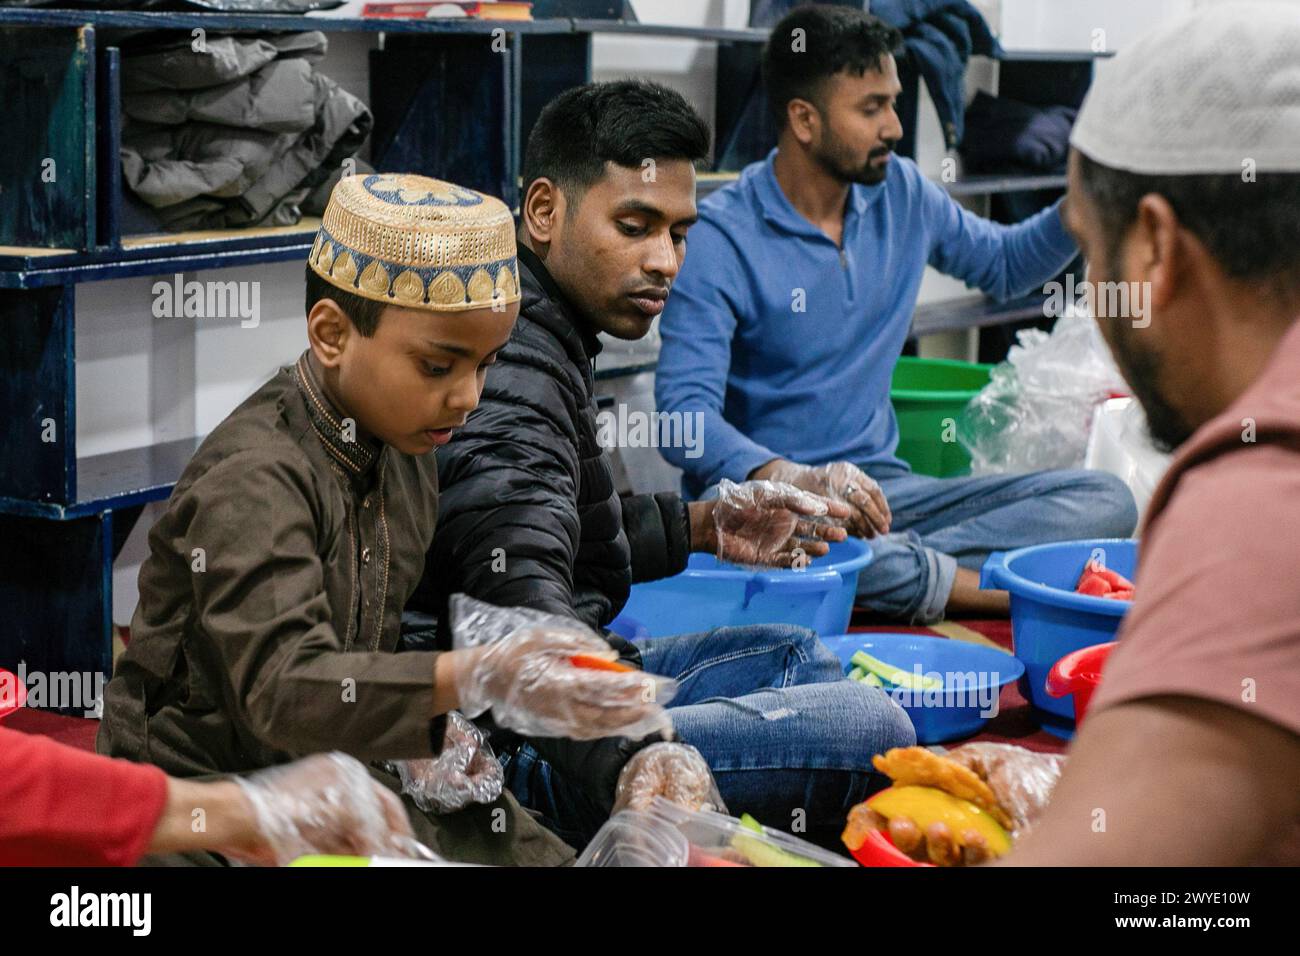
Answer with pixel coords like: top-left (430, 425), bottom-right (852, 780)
top-left (1105, 317), bottom-right (1195, 454)
top-left (813, 132), bottom-right (893, 186)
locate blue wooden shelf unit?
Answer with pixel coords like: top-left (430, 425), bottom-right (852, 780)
top-left (0, 5), bottom-right (1103, 704)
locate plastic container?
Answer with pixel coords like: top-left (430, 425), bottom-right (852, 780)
top-left (288, 856), bottom-right (478, 867)
top-left (1045, 641), bottom-right (1117, 726)
top-left (0, 669), bottom-right (25, 721)
top-left (610, 537), bottom-right (872, 639)
top-left (577, 798), bottom-right (855, 867)
top-left (891, 356), bottom-right (993, 477)
top-left (981, 538), bottom-right (1136, 739)
top-left (819, 633), bottom-right (1024, 744)
top-left (571, 810), bottom-right (691, 868)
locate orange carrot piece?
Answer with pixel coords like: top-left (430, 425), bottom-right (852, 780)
top-left (569, 654), bottom-right (634, 673)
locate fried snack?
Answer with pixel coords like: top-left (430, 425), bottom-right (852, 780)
top-left (872, 747), bottom-right (1015, 831)
top-left (841, 802), bottom-right (888, 852)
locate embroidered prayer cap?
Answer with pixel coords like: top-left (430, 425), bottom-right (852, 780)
top-left (308, 173), bottom-right (521, 312)
top-left (1071, 2), bottom-right (1300, 175)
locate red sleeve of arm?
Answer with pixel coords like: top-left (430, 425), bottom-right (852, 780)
top-left (0, 727), bottom-right (169, 866)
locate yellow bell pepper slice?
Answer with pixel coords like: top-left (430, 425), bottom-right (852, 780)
top-left (866, 785), bottom-right (1012, 857)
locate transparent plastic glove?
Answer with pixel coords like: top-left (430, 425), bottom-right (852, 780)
top-left (613, 742), bottom-right (725, 815)
top-left (712, 479), bottom-right (851, 567)
top-left (392, 711), bottom-right (503, 814)
top-left (757, 461), bottom-right (891, 538)
top-left (230, 752), bottom-right (437, 866)
top-left (448, 595), bottom-right (676, 741)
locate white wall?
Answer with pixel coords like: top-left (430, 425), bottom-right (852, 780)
top-left (999, 0), bottom-right (1194, 50)
top-left (100, 1), bottom-right (1226, 623)
top-left (86, 260), bottom-right (312, 625)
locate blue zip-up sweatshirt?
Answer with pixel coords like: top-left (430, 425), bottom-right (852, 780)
top-left (655, 149), bottom-right (1077, 498)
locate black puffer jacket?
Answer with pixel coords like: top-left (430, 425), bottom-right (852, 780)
top-left (410, 244), bottom-right (692, 810)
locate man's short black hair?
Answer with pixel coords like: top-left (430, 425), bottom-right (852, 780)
top-left (305, 264), bottom-right (387, 337)
top-left (520, 80), bottom-right (710, 200)
top-left (762, 3), bottom-right (904, 128)
top-left (1075, 153), bottom-right (1300, 299)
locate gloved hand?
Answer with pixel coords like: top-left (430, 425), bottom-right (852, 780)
top-left (612, 742), bottom-right (726, 815)
top-left (711, 478), bottom-right (851, 567)
top-left (454, 625), bottom-right (676, 742)
top-left (871, 744), bottom-right (1065, 866)
top-left (754, 460), bottom-right (891, 538)
top-left (228, 752), bottom-right (434, 866)
top-left (392, 711), bottom-right (504, 814)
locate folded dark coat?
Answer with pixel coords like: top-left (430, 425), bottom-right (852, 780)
top-left (119, 31), bottom-right (371, 230)
top-left (122, 31), bottom-right (326, 92)
top-left (124, 60), bottom-right (317, 132)
top-left (871, 0), bottom-right (1003, 148)
top-left (959, 91), bottom-right (1078, 173)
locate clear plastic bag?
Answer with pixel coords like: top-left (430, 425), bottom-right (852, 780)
top-left (945, 742), bottom-right (1065, 837)
top-left (958, 308), bottom-right (1129, 474)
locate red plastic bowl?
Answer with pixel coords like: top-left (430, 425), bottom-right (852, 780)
top-left (1045, 641), bottom-right (1117, 725)
top-left (0, 668), bottom-right (26, 721)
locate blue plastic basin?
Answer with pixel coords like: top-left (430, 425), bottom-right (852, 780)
top-left (820, 633), bottom-right (1024, 744)
top-left (606, 615), bottom-right (650, 642)
top-left (609, 537), bottom-right (873, 639)
top-left (981, 538), bottom-right (1136, 739)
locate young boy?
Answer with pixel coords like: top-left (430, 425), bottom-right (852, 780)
top-left (99, 173), bottom-right (667, 866)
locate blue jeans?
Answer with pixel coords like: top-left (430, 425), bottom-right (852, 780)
top-left (501, 624), bottom-right (915, 851)
top-left (856, 464), bottom-right (1138, 624)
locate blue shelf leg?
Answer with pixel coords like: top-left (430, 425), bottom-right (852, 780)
top-left (0, 510), bottom-right (113, 715)
top-left (0, 287), bottom-right (77, 505)
top-left (95, 45), bottom-right (122, 251)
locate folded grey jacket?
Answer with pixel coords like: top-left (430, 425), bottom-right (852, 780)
top-left (120, 32), bottom-right (371, 230)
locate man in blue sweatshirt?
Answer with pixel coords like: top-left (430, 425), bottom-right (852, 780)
top-left (656, 5), bottom-right (1137, 624)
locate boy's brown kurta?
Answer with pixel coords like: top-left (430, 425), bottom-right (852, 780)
top-left (99, 352), bottom-right (573, 866)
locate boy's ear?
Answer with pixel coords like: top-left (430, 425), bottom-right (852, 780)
top-left (307, 298), bottom-right (351, 368)
top-left (522, 177), bottom-right (562, 247)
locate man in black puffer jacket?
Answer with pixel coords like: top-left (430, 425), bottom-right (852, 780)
top-left (409, 81), bottom-right (915, 851)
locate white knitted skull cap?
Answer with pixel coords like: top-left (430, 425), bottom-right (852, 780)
top-left (1070, 1), bottom-right (1300, 174)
